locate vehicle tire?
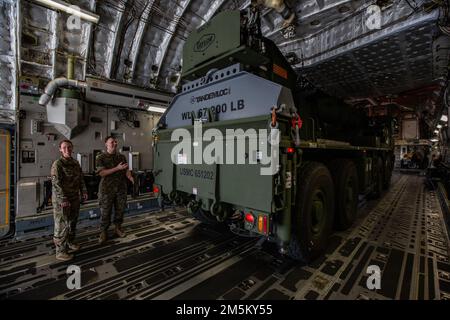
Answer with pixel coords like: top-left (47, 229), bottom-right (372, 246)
top-left (288, 162), bottom-right (335, 262)
top-left (382, 155), bottom-right (393, 190)
top-left (328, 159), bottom-right (359, 230)
top-left (372, 157), bottom-right (383, 199)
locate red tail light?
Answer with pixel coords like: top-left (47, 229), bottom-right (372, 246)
top-left (245, 213), bottom-right (255, 224)
top-left (287, 147), bottom-right (295, 154)
top-left (263, 216), bottom-right (268, 234)
top-left (153, 186), bottom-right (159, 193)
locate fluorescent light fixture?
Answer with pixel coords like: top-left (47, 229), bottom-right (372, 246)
top-left (437, 124), bottom-right (443, 129)
top-left (434, 130), bottom-right (439, 134)
top-left (33, 0), bottom-right (99, 24)
top-left (430, 138), bottom-right (439, 143)
top-left (147, 106), bottom-right (166, 113)
top-left (441, 115), bottom-right (448, 122)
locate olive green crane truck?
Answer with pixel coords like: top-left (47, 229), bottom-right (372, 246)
top-left (152, 8), bottom-right (395, 261)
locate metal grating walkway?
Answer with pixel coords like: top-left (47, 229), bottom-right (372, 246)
top-left (0, 174), bottom-right (449, 300)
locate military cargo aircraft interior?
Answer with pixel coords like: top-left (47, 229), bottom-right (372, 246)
top-left (0, 0), bottom-right (449, 302)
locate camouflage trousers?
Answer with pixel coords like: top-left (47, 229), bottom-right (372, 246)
top-left (99, 190), bottom-right (127, 231)
top-left (53, 198), bottom-right (80, 254)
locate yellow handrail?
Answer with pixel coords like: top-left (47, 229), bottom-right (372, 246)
top-left (0, 132), bottom-right (10, 228)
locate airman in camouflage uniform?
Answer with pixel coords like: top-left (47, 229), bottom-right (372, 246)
top-left (51, 140), bottom-right (88, 261)
top-left (96, 136), bottom-right (134, 244)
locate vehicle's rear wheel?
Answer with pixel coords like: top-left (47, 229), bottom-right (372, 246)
top-left (328, 159), bottom-right (359, 230)
top-left (288, 162), bottom-right (335, 262)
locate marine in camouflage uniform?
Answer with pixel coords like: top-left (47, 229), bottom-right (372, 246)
top-left (96, 136), bottom-right (133, 243)
top-left (51, 142), bottom-right (87, 260)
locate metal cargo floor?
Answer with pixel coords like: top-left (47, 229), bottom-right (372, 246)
top-left (1, 174), bottom-right (449, 300)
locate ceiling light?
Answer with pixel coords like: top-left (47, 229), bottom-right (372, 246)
top-left (434, 130), bottom-right (439, 134)
top-left (437, 124), bottom-right (443, 129)
top-left (33, 0), bottom-right (99, 24)
top-left (430, 138), bottom-right (439, 143)
top-left (441, 115), bottom-right (448, 122)
top-left (147, 106), bottom-right (166, 113)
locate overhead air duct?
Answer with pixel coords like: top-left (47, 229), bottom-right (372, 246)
top-left (39, 76), bottom-right (89, 139)
top-left (38, 77), bottom-right (87, 106)
top-left (39, 57), bottom-right (89, 139)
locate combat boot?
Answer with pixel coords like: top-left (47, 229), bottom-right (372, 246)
top-left (115, 225), bottom-right (126, 238)
top-left (99, 231), bottom-right (108, 245)
top-left (68, 243), bottom-right (81, 252)
top-left (56, 252), bottom-right (73, 261)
